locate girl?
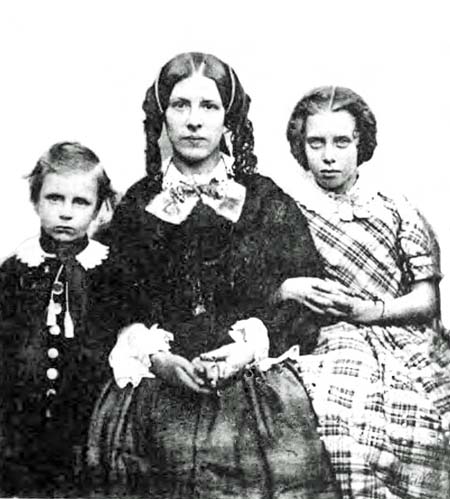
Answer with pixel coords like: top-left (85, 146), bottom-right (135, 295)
top-left (283, 86), bottom-right (450, 499)
top-left (87, 53), bottom-right (341, 499)
top-left (0, 142), bottom-right (117, 496)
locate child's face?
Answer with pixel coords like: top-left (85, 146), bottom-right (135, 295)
top-left (35, 170), bottom-right (99, 242)
top-left (304, 110), bottom-right (359, 194)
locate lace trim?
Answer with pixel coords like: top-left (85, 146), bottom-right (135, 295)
top-left (291, 170), bottom-right (386, 222)
top-left (16, 236), bottom-right (109, 270)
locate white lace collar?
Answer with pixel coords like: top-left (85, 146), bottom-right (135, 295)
top-left (15, 236), bottom-right (109, 270)
top-left (145, 154), bottom-right (246, 225)
top-left (161, 153), bottom-right (233, 189)
top-left (290, 169), bottom-right (384, 222)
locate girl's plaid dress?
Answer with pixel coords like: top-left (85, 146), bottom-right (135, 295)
top-left (292, 172), bottom-right (450, 499)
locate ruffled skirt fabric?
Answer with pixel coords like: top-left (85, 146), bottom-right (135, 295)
top-left (87, 361), bottom-right (341, 499)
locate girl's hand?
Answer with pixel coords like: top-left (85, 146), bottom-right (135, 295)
top-left (279, 277), bottom-right (354, 316)
top-left (150, 351), bottom-right (212, 394)
top-left (344, 296), bottom-right (384, 324)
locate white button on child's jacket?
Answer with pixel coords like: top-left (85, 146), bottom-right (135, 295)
top-left (48, 348), bottom-right (59, 359)
top-left (49, 325), bottom-right (61, 336)
top-left (46, 368), bottom-right (59, 380)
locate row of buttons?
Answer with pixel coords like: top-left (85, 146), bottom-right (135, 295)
top-left (44, 278), bottom-right (65, 418)
top-left (47, 330), bottom-right (60, 381)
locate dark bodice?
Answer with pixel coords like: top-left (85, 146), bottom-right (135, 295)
top-left (102, 174), bottom-right (323, 359)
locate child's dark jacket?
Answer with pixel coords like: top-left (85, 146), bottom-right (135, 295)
top-left (0, 233), bottom-right (115, 493)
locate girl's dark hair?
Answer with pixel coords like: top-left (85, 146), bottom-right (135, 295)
top-left (142, 52), bottom-right (257, 191)
top-left (28, 141), bottom-right (117, 211)
top-left (286, 86), bottom-right (377, 170)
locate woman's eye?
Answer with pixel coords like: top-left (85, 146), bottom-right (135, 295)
top-left (170, 100), bottom-right (188, 110)
top-left (202, 102), bottom-right (220, 110)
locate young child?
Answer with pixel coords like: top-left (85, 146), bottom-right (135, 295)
top-left (0, 142), bottom-right (117, 496)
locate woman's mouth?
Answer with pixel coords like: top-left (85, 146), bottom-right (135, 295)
top-left (183, 136), bottom-right (206, 145)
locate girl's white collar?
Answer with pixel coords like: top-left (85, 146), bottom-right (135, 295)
top-left (291, 169), bottom-right (382, 221)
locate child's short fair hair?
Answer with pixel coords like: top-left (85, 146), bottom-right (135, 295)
top-left (28, 142), bottom-right (116, 210)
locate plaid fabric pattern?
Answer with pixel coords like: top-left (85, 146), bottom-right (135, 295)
top-left (295, 194), bottom-right (450, 498)
top-left (300, 193), bottom-right (438, 300)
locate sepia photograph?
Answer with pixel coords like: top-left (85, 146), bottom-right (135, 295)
top-left (0, 1), bottom-right (449, 497)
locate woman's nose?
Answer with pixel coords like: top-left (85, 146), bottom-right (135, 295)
top-left (186, 105), bottom-right (203, 130)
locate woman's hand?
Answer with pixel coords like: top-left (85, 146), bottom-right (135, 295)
top-left (279, 277), bottom-right (386, 323)
top-left (279, 277), bottom-right (355, 316)
top-left (150, 351), bottom-right (212, 394)
top-left (279, 277), bottom-right (437, 325)
top-left (192, 343), bottom-right (255, 388)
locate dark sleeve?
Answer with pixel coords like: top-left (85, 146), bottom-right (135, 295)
top-left (222, 175), bottom-right (324, 355)
top-left (256, 176), bottom-right (323, 283)
top-left (0, 257), bottom-right (32, 338)
top-left (0, 258), bottom-right (29, 396)
top-left (91, 178), bottom-right (164, 332)
top-left (0, 257), bottom-right (19, 322)
top-left (257, 177), bottom-right (324, 355)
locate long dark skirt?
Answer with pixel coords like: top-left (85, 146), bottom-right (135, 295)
top-left (87, 361), bottom-right (341, 499)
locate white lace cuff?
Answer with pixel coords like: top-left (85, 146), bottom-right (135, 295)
top-left (228, 318), bottom-right (270, 362)
top-left (109, 323), bottom-right (173, 388)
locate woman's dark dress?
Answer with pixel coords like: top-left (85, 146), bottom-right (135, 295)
top-left (0, 234), bottom-right (115, 497)
top-left (88, 173), bottom-right (341, 498)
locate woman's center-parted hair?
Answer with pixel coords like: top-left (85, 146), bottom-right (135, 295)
top-left (142, 52), bottom-right (257, 193)
top-left (286, 86), bottom-right (378, 170)
top-left (28, 142), bottom-right (116, 211)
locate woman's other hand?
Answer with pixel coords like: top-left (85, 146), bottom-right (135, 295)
top-left (279, 277), bottom-right (386, 323)
top-left (279, 277), bottom-right (354, 316)
top-left (279, 277), bottom-right (437, 325)
top-left (151, 352), bottom-right (212, 394)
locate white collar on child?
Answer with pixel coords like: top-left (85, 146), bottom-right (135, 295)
top-left (289, 169), bottom-right (385, 222)
top-left (15, 236), bottom-right (109, 269)
top-left (145, 154), bottom-right (247, 225)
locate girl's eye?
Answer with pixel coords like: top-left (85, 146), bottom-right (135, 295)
top-left (335, 137), bottom-right (352, 148)
top-left (73, 198), bottom-right (91, 206)
top-left (306, 139), bottom-right (324, 150)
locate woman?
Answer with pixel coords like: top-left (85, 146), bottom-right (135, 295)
top-left (283, 86), bottom-right (450, 499)
top-left (87, 53), bottom-right (340, 498)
